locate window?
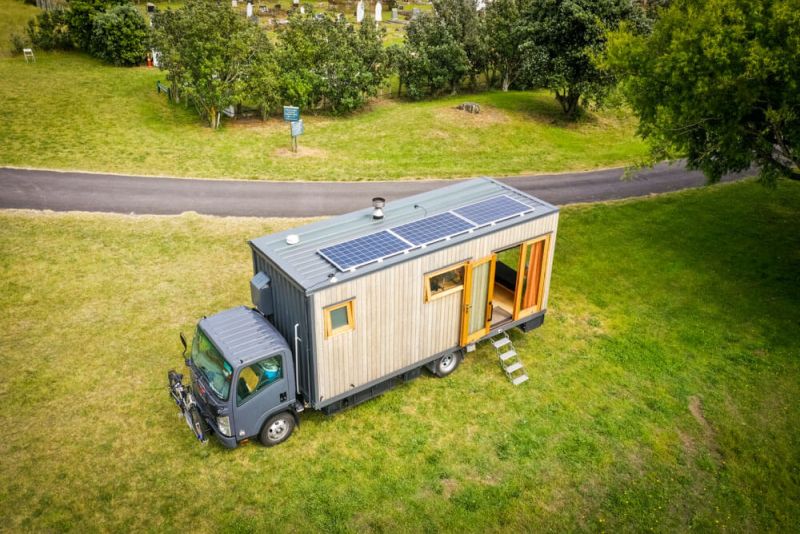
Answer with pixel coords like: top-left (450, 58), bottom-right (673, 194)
top-left (236, 355), bottom-right (283, 406)
top-left (424, 263), bottom-right (466, 302)
top-left (324, 299), bottom-right (355, 339)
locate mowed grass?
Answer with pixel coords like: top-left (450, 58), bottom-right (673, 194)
top-left (0, 51), bottom-right (647, 180)
top-left (1, 180), bottom-right (799, 531)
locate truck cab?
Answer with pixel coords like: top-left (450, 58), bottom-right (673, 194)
top-left (172, 306), bottom-right (300, 448)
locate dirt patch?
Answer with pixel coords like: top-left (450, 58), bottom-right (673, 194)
top-left (688, 395), bottom-right (722, 461)
top-left (435, 106), bottom-right (509, 127)
top-left (273, 146), bottom-right (328, 158)
top-left (441, 478), bottom-right (458, 498)
top-left (677, 430), bottom-right (697, 455)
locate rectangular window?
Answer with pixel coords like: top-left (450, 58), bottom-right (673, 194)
top-left (324, 299), bottom-right (355, 339)
top-left (424, 263), bottom-right (466, 302)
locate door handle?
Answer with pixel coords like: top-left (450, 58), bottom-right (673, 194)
top-left (280, 392), bottom-right (287, 402)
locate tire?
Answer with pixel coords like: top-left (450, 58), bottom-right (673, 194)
top-left (434, 351), bottom-right (462, 378)
top-left (259, 411), bottom-right (295, 447)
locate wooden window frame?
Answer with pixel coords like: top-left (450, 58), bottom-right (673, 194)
top-left (424, 262), bottom-right (467, 302)
top-left (323, 299), bottom-right (355, 339)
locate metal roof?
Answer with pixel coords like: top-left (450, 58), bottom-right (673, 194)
top-left (199, 306), bottom-right (290, 366)
top-left (249, 177), bottom-right (558, 294)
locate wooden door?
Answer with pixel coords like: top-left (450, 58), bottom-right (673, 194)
top-left (461, 255), bottom-right (496, 345)
top-left (515, 235), bottom-right (551, 319)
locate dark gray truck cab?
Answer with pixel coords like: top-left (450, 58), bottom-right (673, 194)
top-left (181, 306), bottom-right (299, 448)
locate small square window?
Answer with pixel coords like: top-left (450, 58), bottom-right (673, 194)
top-left (324, 299), bottom-right (355, 339)
top-left (425, 264), bottom-right (466, 302)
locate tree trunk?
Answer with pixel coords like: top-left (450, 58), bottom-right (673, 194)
top-left (502, 71), bottom-right (510, 92)
top-left (555, 88), bottom-right (581, 118)
top-left (208, 106), bottom-right (218, 129)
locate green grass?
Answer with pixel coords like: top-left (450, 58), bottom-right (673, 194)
top-left (0, 0), bottom-right (39, 57)
top-left (0, 51), bottom-right (647, 180)
top-left (1, 180), bottom-right (798, 531)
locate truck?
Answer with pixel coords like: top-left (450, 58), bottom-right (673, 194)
top-left (168, 178), bottom-right (559, 447)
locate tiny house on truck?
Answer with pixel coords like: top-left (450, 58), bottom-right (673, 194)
top-left (168, 178), bottom-right (559, 447)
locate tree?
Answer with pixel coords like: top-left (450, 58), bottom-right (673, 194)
top-left (519, 0), bottom-right (644, 117)
top-left (276, 13), bottom-right (388, 114)
top-left (432, 0), bottom-right (488, 89)
top-left (90, 4), bottom-right (148, 66)
top-left (397, 13), bottom-right (469, 98)
top-left (151, 0), bottom-right (271, 128)
top-left (606, 0), bottom-right (800, 184)
top-left (242, 31), bottom-right (281, 120)
top-left (485, 0), bottom-right (526, 91)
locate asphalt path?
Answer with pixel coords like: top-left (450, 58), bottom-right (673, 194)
top-left (0, 163), bottom-right (748, 217)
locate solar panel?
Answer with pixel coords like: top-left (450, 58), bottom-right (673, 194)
top-left (319, 231), bottom-right (409, 271)
top-left (454, 195), bottom-right (533, 226)
top-left (391, 212), bottom-right (475, 246)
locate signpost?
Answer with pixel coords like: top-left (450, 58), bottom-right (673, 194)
top-left (283, 106), bottom-right (300, 122)
top-left (284, 106), bottom-right (303, 152)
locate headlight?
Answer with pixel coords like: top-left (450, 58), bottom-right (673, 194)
top-left (216, 415), bottom-right (231, 437)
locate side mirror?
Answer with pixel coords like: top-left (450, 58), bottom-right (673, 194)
top-left (180, 332), bottom-right (188, 356)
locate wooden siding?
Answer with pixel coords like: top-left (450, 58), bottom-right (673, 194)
top-left (310, 212), bottom-right (559, 405)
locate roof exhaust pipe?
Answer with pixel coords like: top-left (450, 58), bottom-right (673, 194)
top-left (372, 197), bottom-right (385, 220)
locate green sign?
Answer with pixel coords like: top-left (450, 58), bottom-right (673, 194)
top-left (283, 106), bottom-right (300, 122)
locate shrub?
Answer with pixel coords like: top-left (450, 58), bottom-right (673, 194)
top-left (26, 9), bottom-right (72, 50)
top-left (9, 33), bottom-right (29, 55)
top-left (89, 4), bottom-right (149, 66)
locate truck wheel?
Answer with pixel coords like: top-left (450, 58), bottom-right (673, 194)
top-left (434, 351), bottom-right (461, 377)
top-left (259, 412), bottom-right (295, 447)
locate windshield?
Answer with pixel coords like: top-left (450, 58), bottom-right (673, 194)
top-left (191, 327), bottom-right (233, 401)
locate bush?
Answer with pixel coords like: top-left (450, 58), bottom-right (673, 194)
top-left (397, 13), bottom-right (469, 99)
top-left (90, 4), bottom-right (149, 66)
top-left (9, 33), bottom-right (29, 55)
top-left (276, 14), bottom-right (389, 114)
top-left (26, 9), bottom-right (72, 50)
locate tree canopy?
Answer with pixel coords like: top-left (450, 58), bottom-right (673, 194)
top-left (606, 0), bottom-right (800, 184)
top-left (519, 0), bottom-right (645, 117)
top-left (152, 0), bottom-right (271, 128)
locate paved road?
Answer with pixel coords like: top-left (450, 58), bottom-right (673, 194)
top-left (0, 164), bottom-right (747, 217)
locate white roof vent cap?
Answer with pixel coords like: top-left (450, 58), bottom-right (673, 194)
top-left (286, 234), bottom-right (300, 245)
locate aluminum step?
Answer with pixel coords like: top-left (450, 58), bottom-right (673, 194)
top-left (499, 349), bottom-right (517, 362)
top-left (504, 362), bottom-right (523, 374)
top-left (492, 337), bottom-right (511, 349)
top-left (512, 374), bottom-right (529, 386)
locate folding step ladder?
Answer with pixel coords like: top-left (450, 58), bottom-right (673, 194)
top-left (490, 332), bottom-right (528, 385)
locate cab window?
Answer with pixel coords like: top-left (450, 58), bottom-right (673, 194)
top-left (236, 354), bottom-right (283, 406)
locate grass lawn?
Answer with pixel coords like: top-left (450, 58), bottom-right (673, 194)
top-left (1, 180), bottom-right (798, 531)
top-left (0, 50), bottom-right (647, 180)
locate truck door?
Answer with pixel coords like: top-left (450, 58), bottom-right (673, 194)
top-left (232, 351), bottom-right (293, 440)
top-left (461, 255), bottom-right (496, 345)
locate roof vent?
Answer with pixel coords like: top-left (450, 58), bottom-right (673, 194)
top-left (286, 234), bottom-right (300, 245)
top-left (372, 197), bottom-right (385, 220)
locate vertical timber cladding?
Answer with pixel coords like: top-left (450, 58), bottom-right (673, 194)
top-left (311, 212), bottom-right (559, 405)
top-left (252, 250), bottom-right (316, 403)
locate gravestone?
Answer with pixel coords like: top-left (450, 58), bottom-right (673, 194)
top-left (411, 7), bottom-right (420, 19)
top-left (246, 1), bottom-right (253, 17)
top-left (146, 3), bottom-right (155, 13)
top-left (356, 0), bottom-right (365, 22)
top-left (391, 7), bottom-right (398, 20)
top-left (375, 1), bottom-right (382, 22)
top-left (232, 0), bottom-right (237, 7)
